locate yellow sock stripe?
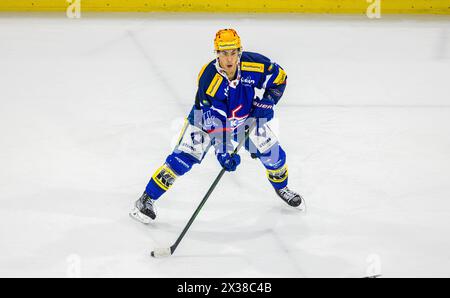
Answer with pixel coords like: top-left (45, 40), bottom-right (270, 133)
top-left (152, 168), bottom-right (169, 191)
top-left (152, 166), bottom-right (169, 191)
top-left (266, 165), bottom-right (288, 183)
top-left (151, 164), bottom-right (177, 191)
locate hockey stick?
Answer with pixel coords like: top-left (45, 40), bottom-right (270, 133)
top-left (363, 274), bottom-right (382, 278)
top-left (151, 120), bottom-right (257, 258)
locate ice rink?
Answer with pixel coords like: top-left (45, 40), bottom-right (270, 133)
top-left (1, 12), bottom-right (449, 277)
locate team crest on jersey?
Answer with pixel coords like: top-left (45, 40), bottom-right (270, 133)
top-left (228, 104), bottom-right (249, 130)
top-left (230, 118), bottom-right (247, 129)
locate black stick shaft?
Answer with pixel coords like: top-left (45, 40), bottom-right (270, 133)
top-left (170, 121), bottom-right (256, 254)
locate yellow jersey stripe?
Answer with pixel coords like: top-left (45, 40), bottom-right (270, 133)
top-left (206, 73), bottom-right (223, 97)
top-left (197, 63), bottom-right (209, 84)
top-left (241, 61), bottom-right (264, 73)
top-left (273, 68), bottom-right (287, 85)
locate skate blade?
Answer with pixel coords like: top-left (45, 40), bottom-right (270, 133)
top-left (129, 207), bottom-right (152, 224)
top-left (295, 197), bottom-right (307, 213)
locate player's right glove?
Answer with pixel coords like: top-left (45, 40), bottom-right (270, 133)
top-left (250, 97), bottom-right (274, 122)
top-left (216, 152), bottom-right (241, 172)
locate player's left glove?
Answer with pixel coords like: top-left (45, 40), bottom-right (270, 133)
top-left (216, 152), bottom-right (241, 172)
top-left (250, 97), bottom-right (274, 122)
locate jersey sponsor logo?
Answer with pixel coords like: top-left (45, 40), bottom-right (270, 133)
top-left (241, 76), bottom-right (255, 86)
top-left (241, 61), bottom-right (264, 73)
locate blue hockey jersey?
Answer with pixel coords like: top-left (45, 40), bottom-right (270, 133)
top-left (188, 51), bottom-right (287, 150)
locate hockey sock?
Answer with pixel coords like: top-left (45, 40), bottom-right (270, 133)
top-left (145, 163), bottom-right (178, 200)
top-left (266, 164), bottom-right (288, 189)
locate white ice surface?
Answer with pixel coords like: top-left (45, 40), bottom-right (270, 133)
top-left (0, 13), bottom-right (450, 277)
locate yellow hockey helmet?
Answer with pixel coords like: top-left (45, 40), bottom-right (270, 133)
top-left (214, 29), bottom-right (241, 52)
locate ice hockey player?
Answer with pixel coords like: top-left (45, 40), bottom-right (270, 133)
top-left (130, 28), bottom-right (304, 224)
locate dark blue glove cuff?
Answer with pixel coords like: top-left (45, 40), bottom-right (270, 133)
top-left (263, 83), bottom-right (286, 105)
top-left (216, 152), bottom-right (241, 171)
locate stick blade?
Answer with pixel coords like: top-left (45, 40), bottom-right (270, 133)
top-left (364, 274), bottom-right (382, 278)
top-left (151, 247), bottom-right (172, 258)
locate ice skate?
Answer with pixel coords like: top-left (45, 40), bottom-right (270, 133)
top-left (275, 186), bottom-right (305, 211)
top-left (129, 192), bottom-right (157, 224)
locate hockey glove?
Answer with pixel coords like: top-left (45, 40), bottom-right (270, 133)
top-left (216, 152), bottom-right (241, 172)
top-left (250, 97), bottom-right (274, 122)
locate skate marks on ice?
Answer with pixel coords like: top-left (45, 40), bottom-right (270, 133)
top-left (149, 202), bottom-right (367, 277)
top-left (145, 205), bottom-right (313, 277)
